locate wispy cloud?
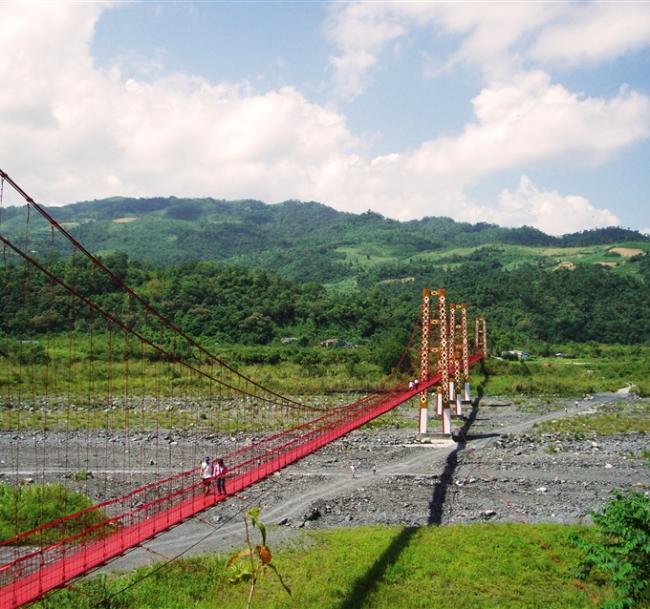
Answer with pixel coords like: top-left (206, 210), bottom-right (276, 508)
top-left (530, 4), bottom-right (650, 67)
top-left (326, 2), bottom-right (650, 99)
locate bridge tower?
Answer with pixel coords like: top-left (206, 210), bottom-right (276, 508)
top-left (448, 303), bottom-right (470, 416)
top-left (448, 302), bottom-right (457, 406)
top-left (460, 304), bottom-right (472, 406)
top-left (418, 288), bottom-right (451, 435)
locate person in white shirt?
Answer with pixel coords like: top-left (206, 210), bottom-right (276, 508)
top-left (200, 456), bottom-right (213, 496)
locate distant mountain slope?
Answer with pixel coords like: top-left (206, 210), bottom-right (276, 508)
top-left (1, 196), bottom-right (647, 283)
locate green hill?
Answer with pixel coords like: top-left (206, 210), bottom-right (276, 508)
top-left (1, 196), bottom-right (647, 285)
top-left (2, 197), bottom-right (650, 353)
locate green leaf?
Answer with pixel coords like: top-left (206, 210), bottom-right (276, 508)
top-left (248, 506), bottom-right (260, 526)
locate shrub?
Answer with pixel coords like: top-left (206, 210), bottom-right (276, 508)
top-left (0, 483), bottom-right (105, 545)
top-left (572, 490), bottom-right (650, 609)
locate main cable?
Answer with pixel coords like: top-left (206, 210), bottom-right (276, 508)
top-left (0, 168), bottom-right (304, 409)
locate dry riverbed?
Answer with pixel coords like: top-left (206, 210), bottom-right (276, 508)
top-left (1, 393), bottom-right (648, 572)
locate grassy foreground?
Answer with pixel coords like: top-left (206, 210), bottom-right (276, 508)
top-left (36, 523), bottom-right (614, 609)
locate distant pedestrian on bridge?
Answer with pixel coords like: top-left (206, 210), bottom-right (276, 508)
top-left (200, 456), bottom-right (213, 496)
top-left (215, 458), bottom-right (228, 495)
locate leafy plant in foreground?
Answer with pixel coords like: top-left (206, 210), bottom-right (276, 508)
top-left (226, 507), bottom-right (291, 609)
top-left (571, 490), bottom-right (650, 609)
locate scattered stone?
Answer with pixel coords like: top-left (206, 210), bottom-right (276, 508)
top-left (1, 393), bottom-right (647, 544)
top-left (303, 508), bottom-right (321, 522)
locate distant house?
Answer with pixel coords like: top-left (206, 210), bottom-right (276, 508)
top-left (502, 350), bottom-right (529, 361)
top-left (339, 340), bottom-right (357, 349)
top-left (319, 338), bottom-right (338, 348)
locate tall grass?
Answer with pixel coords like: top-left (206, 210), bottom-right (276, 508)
top-left (2, 336), bottom-right (649, 433)
top-left (34, 523), bottom-right (613, 609)
top-left (0, 334), bottom-right (388, 398)
top-left (534, 401), bottom-right (650, 436)
top-left (481, 352), bottom-right (650, 397)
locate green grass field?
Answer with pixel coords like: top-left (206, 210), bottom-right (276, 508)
top-left (35, 523), bottom-right (616, 609)
top-left (534, 401), bottom-right (650, 436)
top-left (482, 350), bottom-right (650, 397)
top-left (2, 338), bottom-right (650, 432)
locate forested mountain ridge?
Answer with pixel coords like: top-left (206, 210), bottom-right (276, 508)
top-left (2, 196), bottom-right (649, 351)
top-left (0, 196), bottom-right (647, 284)
top-left (2, 251), bottom-right (650, 352)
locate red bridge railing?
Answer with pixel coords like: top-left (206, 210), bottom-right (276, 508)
top-left (1, 365), bottom-right (487, 609)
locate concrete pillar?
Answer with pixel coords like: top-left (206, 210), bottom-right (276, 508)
top-left (441, 408), bottom-right (452, 435)
top-left (418, 406), bottom-right (428, 434)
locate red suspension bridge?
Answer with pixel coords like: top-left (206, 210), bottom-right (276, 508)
top-left (0, 169), bottom-right (486, 609)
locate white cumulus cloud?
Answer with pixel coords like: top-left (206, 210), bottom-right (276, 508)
top-left (0, 2), bottom-right (647, 237)
top-left (0, 4), bottom-right (357, 206)
top-left (456, 176), bottom-right (619, 236)
top-left (313, 71), bottom-right (648, 223)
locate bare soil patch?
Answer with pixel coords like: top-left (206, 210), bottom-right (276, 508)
top-left (608, 247), bottom-right (644, 258)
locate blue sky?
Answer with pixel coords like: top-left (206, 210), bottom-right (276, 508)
top-left (1, 1), bottom-right (649, 235)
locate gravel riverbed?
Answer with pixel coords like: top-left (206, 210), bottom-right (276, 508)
top-left (1, 393), bottom-right (648, 572)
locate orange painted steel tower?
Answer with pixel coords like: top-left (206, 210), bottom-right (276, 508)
top-left (418, 288), bottom-right (451, 435)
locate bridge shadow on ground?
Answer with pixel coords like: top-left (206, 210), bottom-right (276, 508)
top-left (429, 358), bottom-right (492, 524)
top-left (428, 403), bottom-right (479, 524)
top-left (336, 526), bottom-right (419, 609)
top-left (336, 360), bottom-right (493, 609)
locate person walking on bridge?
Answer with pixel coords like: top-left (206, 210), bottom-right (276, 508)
top-left (200, 456), bottom-right (213, 496)
top-left (215, 458), bottom-right (228, 495)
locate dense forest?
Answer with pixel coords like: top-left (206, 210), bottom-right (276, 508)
top-left (1, 247), bottom-right (649, 354)
top-left (1, 196), bottom-right (649, 361)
